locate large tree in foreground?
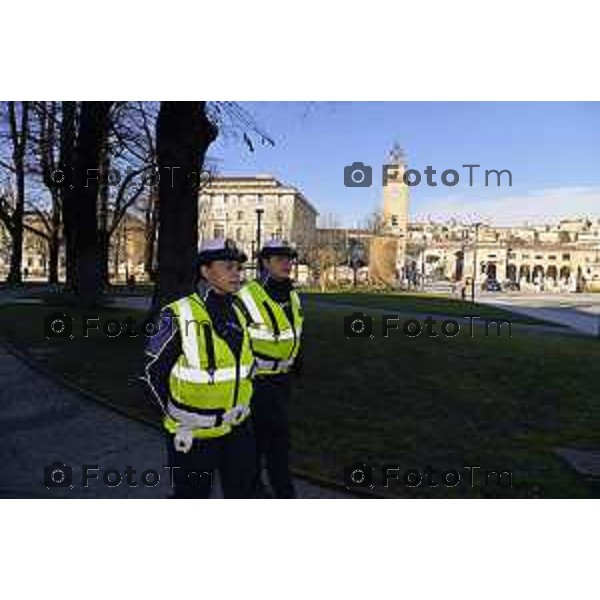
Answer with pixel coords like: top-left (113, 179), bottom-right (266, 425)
top-left (154, 101), bottom-right (217, 309)
top-left (69, 101), bottom-right (112, 305)
top-left (0, 102), bottom-right (29, 285)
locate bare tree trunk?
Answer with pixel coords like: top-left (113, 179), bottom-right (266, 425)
top-left (37, 101), bottom-right (61, 285)
top-left (48, 207), bottom-right (60, 284)
top-left (154, 101), bottom-right (216, 311)
top-left (72, 101), bottom-right (112, 306)
top-left (6, 102), bottom-right (29, 285)
top-left (113, 224), bottom-right (121, 282)
top-left (98, 141), bottom-right (110, 287)
top-left (143, 187), bottom-right (159, 279)
top-left (60, 101), bottom-right (77, 290)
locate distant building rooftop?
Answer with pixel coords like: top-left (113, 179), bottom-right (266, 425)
top-left (203, 174), bottom-right (319, 216)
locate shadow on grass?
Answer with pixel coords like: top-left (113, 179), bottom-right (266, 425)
top-left (0, 301), bottom-right (598, 497)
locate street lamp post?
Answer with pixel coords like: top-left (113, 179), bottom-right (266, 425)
top-left (471, 222), bottom-right (481, 304)
top-left (255, 208), bottom-right (264, 275)
top-left (421, 234), bottom-right (426, 291)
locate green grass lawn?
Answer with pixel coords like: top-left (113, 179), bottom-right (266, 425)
top-left (302, 291), bottom-right (558, 326)
top-left (0, 302), bottom-right (597, 497)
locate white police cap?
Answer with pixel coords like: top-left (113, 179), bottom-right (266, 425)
top-left (197, 238), bottom-right (247, 266)
top-left (259, 239), bottom-right (297, 259)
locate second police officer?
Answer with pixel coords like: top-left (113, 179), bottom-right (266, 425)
top-left (236, 239), bottom-right (303, 498)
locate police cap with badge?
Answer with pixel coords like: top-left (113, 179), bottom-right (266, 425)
top-left (258, 239), bottom-right (298, 260)
top-left (197, 238), bottom-right (248, 267)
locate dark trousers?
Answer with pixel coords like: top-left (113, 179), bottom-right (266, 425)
top-left (252, 374), bottom-right (296, 498)
top-left (165, 418), bottom-right (256, 498)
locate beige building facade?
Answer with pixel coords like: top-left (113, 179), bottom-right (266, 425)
top-left (198, 175), bottom-right (318, 261)
top-left (0, 213), bottom-right (146, 283)
top-left (407, 219), bottom-right (600, 292)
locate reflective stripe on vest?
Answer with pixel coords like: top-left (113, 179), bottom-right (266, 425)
top-left (247, 326), bottom-right (300, 341)
top-left (255, 357), bottom-right (294, 371)
top-left (238, 287), bottom-right (264, 324)
top-left (172, 362), bottom-right (253, 384)
top-left (167, 400), bottom-right (251, 429)
top-left (175, 297), bottom-right (201, 368)
top-left (168, 400), bottom-right (251, 452)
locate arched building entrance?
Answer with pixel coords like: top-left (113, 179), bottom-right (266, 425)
top-left (506, 263), bottom-right (517, 282)
top-left (533, 265), bottom-right (545, 283)
top-left (546, 265), bottom-right (558, 282)
top-left (560, 266), bottom-right (571, 280)
top-left (485, 262), bottom-right (497, 279)
top-left (519, 265), bottom-right (531, 283)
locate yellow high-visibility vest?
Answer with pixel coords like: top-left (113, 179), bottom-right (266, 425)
top-left (164, 293), bottom-right (254, 439)
top-left (237, 280), bottom-right (303, 376)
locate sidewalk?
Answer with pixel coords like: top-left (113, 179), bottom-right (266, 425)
top-left (478, 297), bottom-right (600, 337)
top-left (0, 345), bottom-right (350, 498)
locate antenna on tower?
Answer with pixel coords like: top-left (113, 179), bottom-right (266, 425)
top-left (388, 142), bottom-right (406, 165)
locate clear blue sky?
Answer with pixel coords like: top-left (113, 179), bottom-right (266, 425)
top-left (209, 102), bottom-right (600, 227)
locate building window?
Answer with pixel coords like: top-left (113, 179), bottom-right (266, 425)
top-left (548, 255), bottom-right (556, 260)
top-left (562, 253), bottom-right (571, 261)
top-left (391, 215), bottom-right (399, 227)
top-left (235, 227), bottom-right (243, 241)
top-left (214, 225), bottom-right (224, 238)
top-left (535, 255), bottom-right (543, 260)
top-left (237, 211), bottom-right (244, 220)
top-left (522, 254), bottom-right (530, 259)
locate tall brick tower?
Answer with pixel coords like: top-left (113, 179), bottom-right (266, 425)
top-left (369, 144), bottom-right (411, 285)
top-left (382, 143), bottom-right (410, 242)
top-left (382, 143), bottom-right (410, 271)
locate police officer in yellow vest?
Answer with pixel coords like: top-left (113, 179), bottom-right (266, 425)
top-left (143, 239), bottom-right (256, 498)
top-left (236, 240), bottom-right (303, 498)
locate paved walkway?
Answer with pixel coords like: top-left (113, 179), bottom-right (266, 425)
top-left (478, 295), bottom-right (600, 336)
top-left (0, 345), bottom-right (349, 498)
